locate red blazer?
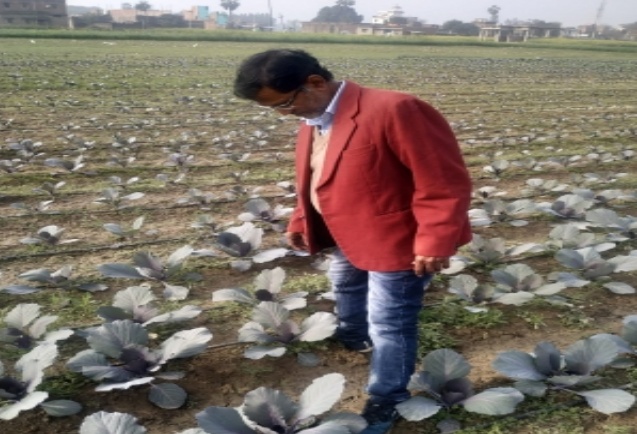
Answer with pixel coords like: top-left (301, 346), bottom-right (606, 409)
top-left (287, 81), bottom-right (472, 271)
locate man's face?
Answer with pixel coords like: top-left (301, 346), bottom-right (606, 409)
top-left (254, 75), bottom-right (332, 119)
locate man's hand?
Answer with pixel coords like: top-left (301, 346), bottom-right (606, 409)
top-left (413, 255), bottom-right (450, 276)
top-left (286, 232), bottom-right (308, 251)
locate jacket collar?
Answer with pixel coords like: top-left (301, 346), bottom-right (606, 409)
top-left (297, 81), bottom-right (362, 190)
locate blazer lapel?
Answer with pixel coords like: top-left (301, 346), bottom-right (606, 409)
top-left (317, 81), bottom-right (361, 188)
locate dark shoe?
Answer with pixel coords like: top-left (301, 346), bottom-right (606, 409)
top-left (342, 339), bottom-right (374, 353)
top-left (360, 400), bottom-right (399, 434)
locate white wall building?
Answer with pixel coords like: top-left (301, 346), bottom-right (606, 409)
top-left (371, 5), bottom-right (419, 25)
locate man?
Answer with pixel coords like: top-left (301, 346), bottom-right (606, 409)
top-left (234, 49), bottom-right (472, 434)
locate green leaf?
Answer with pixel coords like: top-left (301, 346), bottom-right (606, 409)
top-left (494, 292), bottom-right (535, 305)
top-left (98, 264), bottom-right (144, 279)
top-left (40, 399), bottom-right (82, 417)
top-left (423, 349), bottom-right (471, 382)
top-left (253, 248), bottom-right (289, 264)
top-left (297, 373), bottom-right (345, 420)
top-left (148, 383), bottom-right (187, 409)
top-left (97, 307), bottom-right (131, 322)
top-left (396, 396), bottom-right (442, 421)
top-left (564, 337), bottom-right (618, 375)
top-left (132, 216), bottom-right (145, 231)
top-left (252, 301), bottom-right (290, 329)
top-left (166, 245), bottom-right (193, 268)
top-left (577, 389), bottom-right (636, 414)
top-left (5, 303), bottom-right (40, 329)
top-left (196, 407), bottom-right (254, 434)
top-left (103, 223), bottom-right (125, 236)
top-left (320, 413), bottom-right (367, 433)
top-left (242, 387), bottom-right (298, 428)
top-left (1, 285), bottom-right (40, 295)
top-left (0, 391), bottom-right (48, 420)
top-left (67, 350), bottom-right (109, 374)
top-left (492, 351), bottom-right (545, 381)
top-left (238, 322), bottom-right (272, 343)
top-left (608, 255), bottom-right (637, 273)
top-left (462, 387), bottom-right (524, 415)
top-left (87, 320), bottom-right (148, 358)
top-left (79, 411), bottom-right (147, 434)
top-left (603, 282), bottom-right (636, 294)
top-left (159, 328), bottom-right (212, 362)
top-left (548, 375), bottom-right (601, 387)
top-left (297, 352), bottom-right (321, 367)
top-left (162, 283), bottom-right (189, 301)
top-left (244, 345), bottom-right (286, 359)
top-left (254, 267), bottom-right (286, 293)
top-left (622, 316), bottom-right (637, 345)
top-left (28, 315), bottom-right (57, 339)
top-left (113, 286), bottom-right (156, 311)
top-left (533, 341), bottom-right (561, 376)
top-left (17, 342), bottom-right (58, 389)
top-left (95, 377), bottom-right (154, 392)
top-left (298, 312), bottom-right (337, 342)
top-left (514, 380), bottom-right (547, 397)
top-left (143, 306), bottom-right (202, 326)
top-left (212, 288), bottom-right (255, 304)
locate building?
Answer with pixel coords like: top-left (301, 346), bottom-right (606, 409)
top-left (109, 7), bottom-right (170, 23)
top-left (623, 26), bottom-right (637, 41)
top-left (478, 24), bottom-right (561, 42)
top-left (300, 21), bottom-right (358, 34)
top-left (0, 0), bottom-right (68, 27)
top-left (371, 5), bottom-right (419, 26)
top-left (179, 7), bottom-right (230, 30)
top-left (357, 22), bottom-right (439, 36)
top-left (182, 5), bottom-right (209, 22)
top-left (301, 5), bottom-right (434, 37)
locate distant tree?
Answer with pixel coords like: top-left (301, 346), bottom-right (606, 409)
top-left (134, 1), bottom-right (151, 12)
top-left (312, 0), bottom-right (363, 23)
top-left (487, 5), bottom-right (501, 23)
top-left (149, 14), bottom-right (188, 28)
top-left (72, 13), bottom-right (112, 28)
top-left (234, 12), bottom-right (272, 27)
top-left (504, 19), bottom-right (561, 28)
top-left (134, 1), bottom-right (151, 29)
top-left (221, 0), bottom-right (240, 23)
top-left (441, 20), bottom-right (480, 36)
top-left (528, 19), bottom-right (561, 27)
top-left (388, 16), bottom-right (408, 25)
top-left (503, 18), bottom-right (524, 26)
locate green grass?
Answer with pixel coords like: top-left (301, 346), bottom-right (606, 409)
top-left (0, 30), bottom-right (635, 60)
top-left (48, 292), bottom-right (100, 326)
top-left (39, 371), bottom-right (93, 400)
top-left (422, 298), bottom-right (507, 329)
top-left (283, 273), bottom-right (331, 294)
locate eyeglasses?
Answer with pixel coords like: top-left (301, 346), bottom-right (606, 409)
top-left (267, 87), bottom-right (304, 110)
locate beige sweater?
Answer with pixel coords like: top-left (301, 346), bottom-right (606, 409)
top-left (309, 127), bottom-right (331, 213)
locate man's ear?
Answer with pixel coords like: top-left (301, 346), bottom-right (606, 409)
top-left (305, 74), bottom-right (329, 90)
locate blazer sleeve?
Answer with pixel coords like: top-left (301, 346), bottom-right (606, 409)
top-left (287, 206), bottom-right (304, 234)
top-left (384, 96), bottom-right (472, 257)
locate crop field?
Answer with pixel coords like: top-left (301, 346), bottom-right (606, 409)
top-left (1, 36), bottom-right (637, 433)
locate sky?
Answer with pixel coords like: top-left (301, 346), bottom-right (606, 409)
top-left (69, 0), bottom-right (636, 27)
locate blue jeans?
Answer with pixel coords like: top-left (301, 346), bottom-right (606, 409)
top-left (328, 248), bottom-right (431, 404)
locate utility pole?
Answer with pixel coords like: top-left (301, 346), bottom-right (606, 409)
top-left (593, 0), bottom-right (608, 38)
top-left (267, 0), bottom-right (273, 28)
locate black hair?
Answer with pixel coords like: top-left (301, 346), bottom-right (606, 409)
top-left (233, 49), bottom-right (334, 100)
